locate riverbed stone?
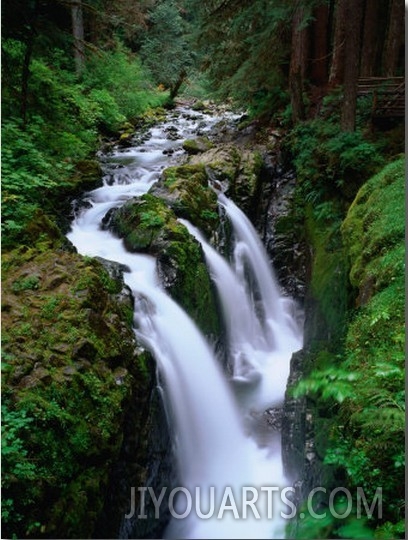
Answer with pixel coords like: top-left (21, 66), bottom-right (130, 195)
top-left (107, 193), bottom-right (222, 338)
top-left (182, 136), bottom-right (214, 154)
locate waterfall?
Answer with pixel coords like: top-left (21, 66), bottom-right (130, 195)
top-left (218, 194), bottom-right (300, 352)
top-left (67, 107), bottom-right (303, 539)
top-left (178, 219), bottom-right (268, 375)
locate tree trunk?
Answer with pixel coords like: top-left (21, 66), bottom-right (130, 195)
top-left (170, 70), bottom-right (187, 100)
top-left (21, 0), bottom-right (39, 128)
top-left (71, 0), bottom-right (85, 74)
top-left (360, 0), bottom-right (380, 77)
top-left (310, 2), bottom-right (329, 87)
top-left (382, 0), bottom-right (404, 76)
top-left (341, 0), bottom-right (364, 131)
top-left (329, 0), bottom-right (347, 86)
top-left (289, 2), bottom-right (310, 122)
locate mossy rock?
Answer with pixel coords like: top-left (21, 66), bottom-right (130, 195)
top-left (107, 193), bottom-right (221, 337)
top-left (188, 145), bottom-right (263, 214)
top-left (19, 209), bottom-right (74, 252)
top-left (108, 193), bottom-right (186, 253)
top-left (191, 100), bottom-right (206, 111)
top-left (228, 149), bottom-right (263, 212)
top-left (190, 145), bottom-right (241, 184)
top-left (152, 164), bottom-right (219, 236)
top-left (182, 137), bottom-right (214, 154)
top-left (1, 246), bottom-right (148, 539)
top-left (303, 204), bottom-right (349, 347)
top-left (71, 159), bottom-right (103, 191)
top-left (341, 157), bottom-right (404, 298)
top-left (157, 235), bottom-right (221, 338)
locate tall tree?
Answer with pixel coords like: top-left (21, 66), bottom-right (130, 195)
top-left (70, 0), bottom-right (85, 74)
top-left (360, 0), bottom-right (381, 77)
top-left (310, 2), bottom-right (329, 87)
top-left (329, 0), bottom-right (347, 87)
top-left (341, 0), bottom-right (364, 131)
top-left (139, 0), bottom-right (193, 98)
top-left (382, 0), bottom-right (404, 76)
top-left (289, 2), bottom-right (310, 122)
top-left (20, 0), bottom-right (40, 126)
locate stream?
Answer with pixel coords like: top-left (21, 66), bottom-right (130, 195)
top-left (67, 107), bottom-right (303, 539)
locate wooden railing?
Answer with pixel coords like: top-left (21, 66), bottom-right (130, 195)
top-left (357, 77), bottom-right (405, 118)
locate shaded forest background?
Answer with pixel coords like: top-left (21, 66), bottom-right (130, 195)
top-left (1, 1), bottom-right (405, 539)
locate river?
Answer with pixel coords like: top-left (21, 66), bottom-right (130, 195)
top-left (67, 106), bottom-right (303, 539)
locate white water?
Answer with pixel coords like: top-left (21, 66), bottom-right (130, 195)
top-left (67, 107), bottom-right (302, 539)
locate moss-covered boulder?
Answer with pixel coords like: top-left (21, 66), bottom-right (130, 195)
top-left (1, 246), bottom-right (146, 539)
top-left (182, 137), bottom-right (214, 154)
top-left (283, 158), bottom-right (405, 538)
top-left (107, 193), bottom-right (221, 337)
top-left (341, 157), bottom-right (404, 303)
top-left (337, 158), bottom-right (405, 533)
top-left (157, 164), bottom-right (219, 235)
top-left (107, 193), bottom-right (184, 253)
top-left (189, 145), bottom-right (241, 184)
top-left (188, 145), bottom-right (264, 215)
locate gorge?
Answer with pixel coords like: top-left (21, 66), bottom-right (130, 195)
top-left (2, 1), bottom-right (405, 537)
top-left (67, 107), bottom-right (303, 539)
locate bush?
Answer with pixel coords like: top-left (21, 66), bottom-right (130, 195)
top-left (294, 159), bottom-right (405, 536)
top-left (83, 43), bottom-right (168, 125)
top-left (1, 40), bottom-right (168, 249)
top-left (285, 119), bottom-right (384, 208)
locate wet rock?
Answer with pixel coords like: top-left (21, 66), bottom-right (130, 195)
top-left (1, 245), bottom-right (152, 539)
top-left (282, 350), bottom-right (307, 481)
top-left (254, 160), bottom-right (307, 299)
top-left (107, 193), bottom-right (222, 339)
top-left (264, 407), bottom-right (284, 431)
top-left (182, 137), bottom-right (214, 154)
top-left (152, 164), bottom-right (219, 237)
top-left (189, 145), bottom-right (241, 184)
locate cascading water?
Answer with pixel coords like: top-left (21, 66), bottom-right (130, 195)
top-left (67, 107), bottom-right (303, 539)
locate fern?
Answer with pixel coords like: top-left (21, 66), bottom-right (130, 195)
top-left (293, 367), bottom-right (359, 404)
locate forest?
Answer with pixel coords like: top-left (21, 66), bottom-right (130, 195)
top-left (1, 0), bottom-right (405, 539)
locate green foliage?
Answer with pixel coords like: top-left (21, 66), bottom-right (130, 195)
top-left (139, 1), bottom-right (194, 93)
top-left (1, 39), bottom-right (167, 250)
top-left (191, 0), bottom-right (291, 112)
top-left (285, 118), bottom-right (385, 206)
top-left (292, 498), bottom-right (376, 539)
top-left (83, 43), bottom-right (167, 126)
top-left (1, 117), bottom-right (70, 243)
top-left (297, 158), bottom-right (405, 536)
top-left (293, 366), bottom-right (359, 404)
top-left (11, 275), bottom-right (40, 292)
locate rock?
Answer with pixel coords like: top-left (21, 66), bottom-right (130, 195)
top-left (107, 192), bottom-right (221, 339)
top-left (191, 100), bottom-right (206, 111)
top-left (1, 245), bottom-right (163, 539)
top-left (182, 137), bottom-right (214, 154)
top-left (189, 144), bottom-right (241, 184)
top-left (152, 164), bottom-right (219, 237)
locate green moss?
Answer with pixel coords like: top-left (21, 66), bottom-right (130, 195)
top-left (305, 205), bottom-right (349, 346)
top-left (161, 164), bottom-right (219, 235)
top-left (109, 192), bottom-right (221, 337)
top-left (182, 137), bottom-right (214, 154)
top-left (163, 163), bottom-right (207, 188)
top-left (158, 236), bottom-right (221, 337)
top-left (341, 157), bottom-right (404, 293)
top-left (297, 158), bottom-right (405, 534)
top-left (110, 193), bottom-right (178, 252)
top-left (227, 150), bottom-right (264, 212)
top-left (1, 246), bottom-right (147, 538)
